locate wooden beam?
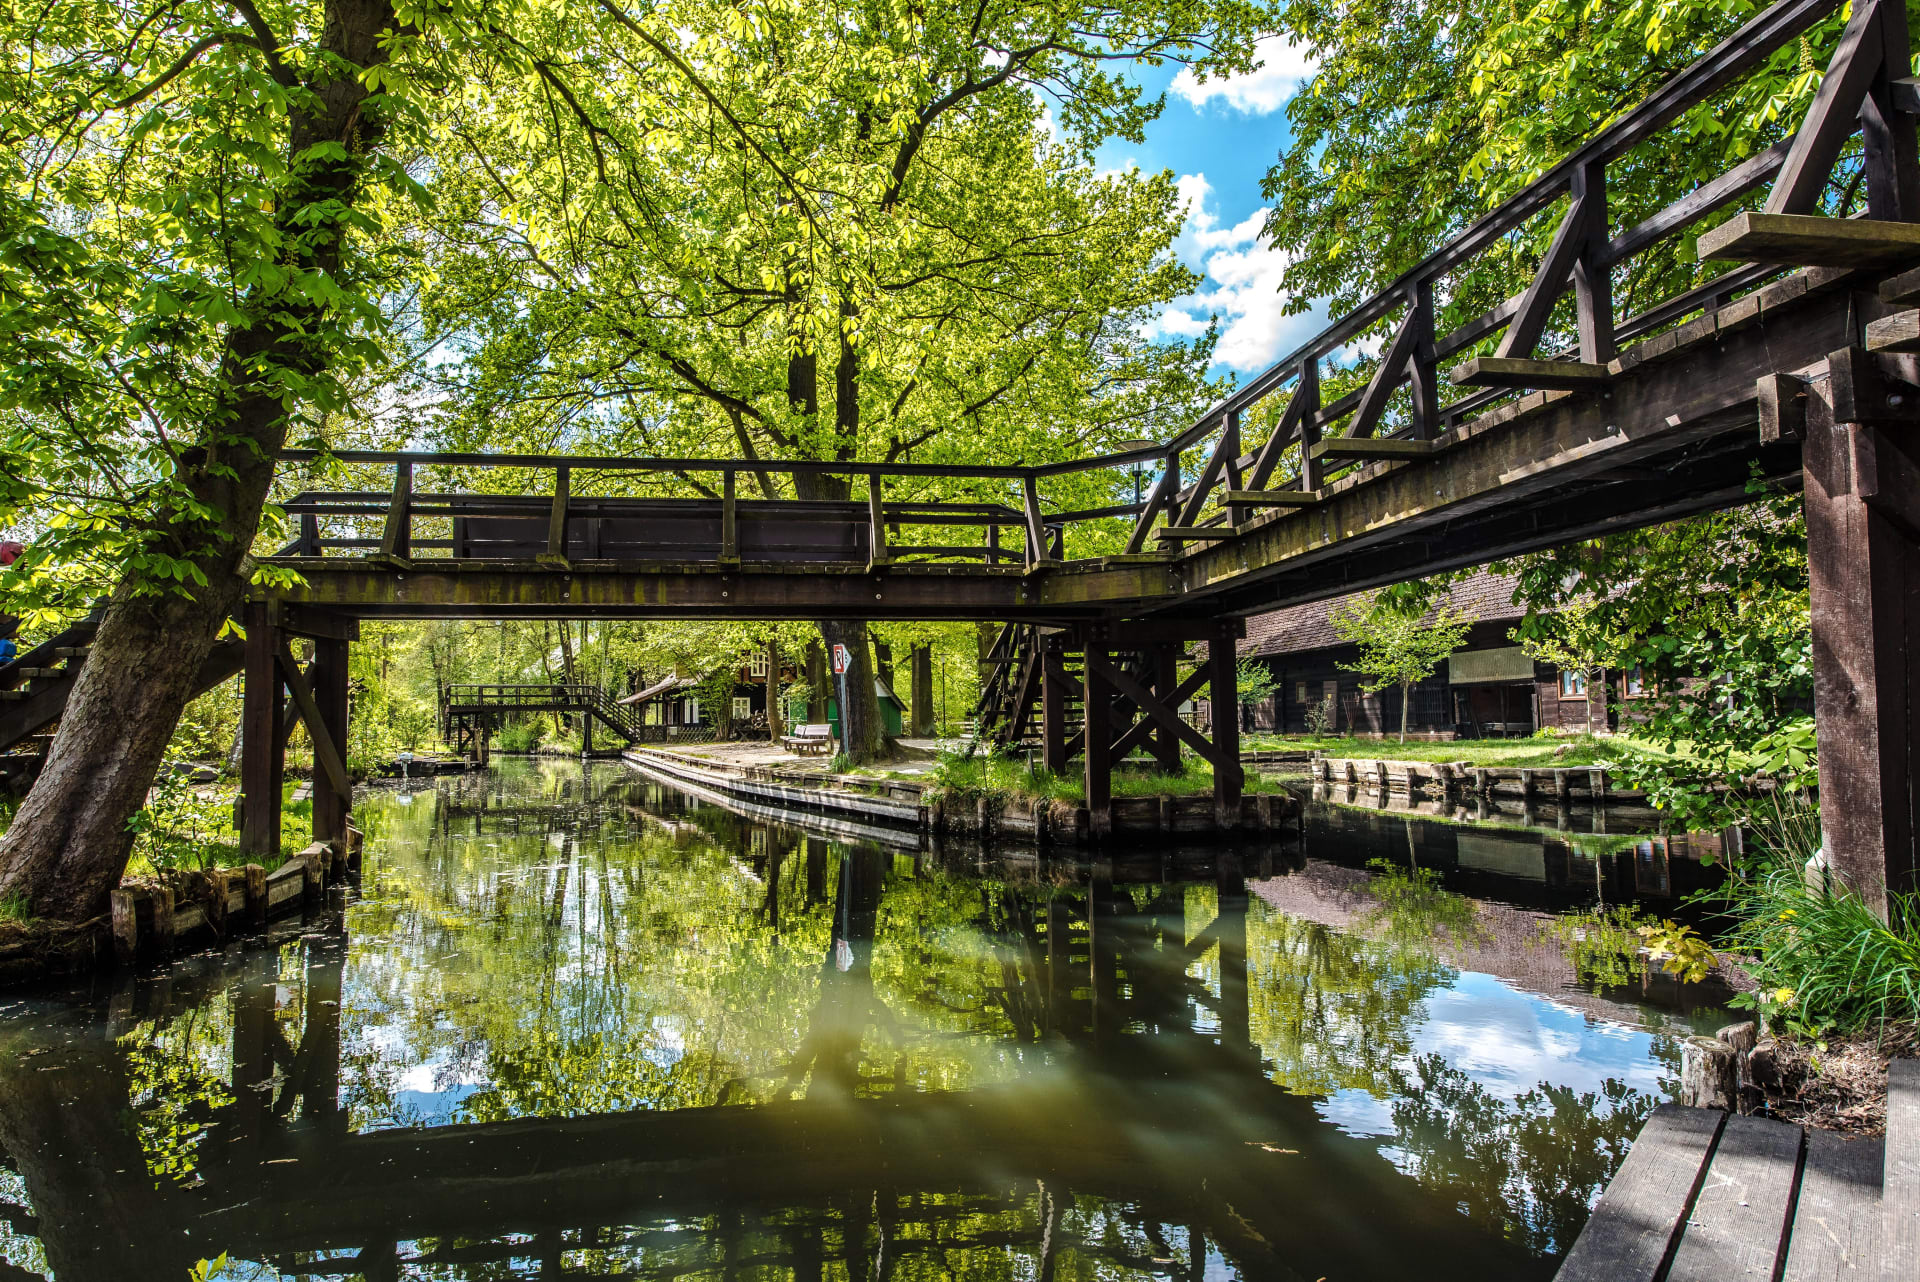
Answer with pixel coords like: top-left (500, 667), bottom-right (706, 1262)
top-left (1220, 489), bottom-right (1317, 507)
top-left (1881, 262), bottom-right (1920, 304)
top-left (1767, 0), bottom-right (1888, 216)
top-left (378, 461), bottom-right (411, 561)
top-left (278, 644), bottom-right (352, 800)
top-left (309, 637), bottom-right (351, 844)
top-left (1866, 308), bottom-right (1920, 353)
top-left (240, 603), bottom-right (284, 860)
top-left (1123, 453), bottom-right (1181, 554)
top-left (1310, 437), bottom-right (1438, 460)
top-left (544, 465), bottom-right (570, 560)
top-left (1495, 185), bottom-right (1590, 361)
top-left (1803, 356), bottom-right (1920, 911)
top-left (1154, 526), bottom-right (1236, 542)
top-left (1083, 645), bottom-right (1111, 838)
top-left (1345, 307), bottom-right (1421, 441)
top-left (1448, 356), bottom-right (1612, 390)
top-left (1206, 629), bottom-right (1242, 828)
top-left (1085, 652), bottom-right (1218, 766)
top-left (867, 474), bottom-right (888, 569)
top-left (1571, 160), bottom-right (1616, 364)
top-left (1699, 211), bottom-right (1920, 267)
top-left (1022, 474), bottom-right (1050, 568)
top-left (1243, 368), bottom-right (1316, 491)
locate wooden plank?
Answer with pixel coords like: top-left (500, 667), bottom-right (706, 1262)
top-left (1865, 309), bottom-right (1920, 353)
top-left (1554, 1105), bottom-right (1723, 1282)
top-left (1698, 212), bottom-right (1920, 268)
top-left (1666, 1113), bottom-right (1803, 1281)
top-left (1449, 356), bottom-right (1613, 390)
top-left (1782, 1129), bottom-right (1883, 1281)
top-left (1310, 437), bottom-right (1438, 460)
top-left (1220, 490), bottom-right (1317, 507)
top-left (1878, 262), bottom-right (1920, 303)
top-left (1886, 1059), bottom-right (1920, 1279)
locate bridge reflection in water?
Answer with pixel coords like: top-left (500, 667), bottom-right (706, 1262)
top-left (0, 761), bottom-right (1720, 1281)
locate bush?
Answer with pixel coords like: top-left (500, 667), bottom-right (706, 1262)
top-left (496, 720), bottom-right (542, 753)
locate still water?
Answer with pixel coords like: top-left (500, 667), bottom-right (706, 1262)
top-left (0, 759), bottom-right (1734, 1281)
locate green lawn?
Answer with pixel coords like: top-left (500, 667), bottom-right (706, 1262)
top-left (1242, 733), bottom-right (1666, 769)
top-left (922, 754), bottom-right (1292, 805)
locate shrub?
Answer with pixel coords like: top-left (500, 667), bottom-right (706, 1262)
top-left (496, 720), bottom-right (542, 753)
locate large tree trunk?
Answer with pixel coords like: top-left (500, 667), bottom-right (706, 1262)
top-left (805, 641), bottom-right (828, 721)
top-left (909, 644), bottom-right (936, 736)
top-left (0, 0), bottom-right (398, 923)
top-left (818, 619), bottom-right (887, 763)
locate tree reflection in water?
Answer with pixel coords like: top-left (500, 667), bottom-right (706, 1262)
top-left (0, 759), bottom-right (1704, 1281)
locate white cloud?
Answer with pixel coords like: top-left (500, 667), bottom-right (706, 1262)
top-left (1171, 35), bottom-right (1317, 116)
top-left (1142, 173), bottom-right (1326, 373)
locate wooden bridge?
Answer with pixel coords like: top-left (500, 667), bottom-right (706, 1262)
top-left (437, 682), bottom-right (646, 758)
top-left (196, 0), bottom-right (1917, 887)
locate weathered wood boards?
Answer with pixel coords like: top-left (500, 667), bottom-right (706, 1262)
top-left (1559, 1080), bottom-right (1919, 1282)
top-left (1698, 212), bottom-right (1920, 268)
top-left (1555, 1105), bottom-right (1724, 1282)
top-left (1448, 356), bottom-right (1612, 390)
top-left (1666, 1114), bottom-right (1804, 1279)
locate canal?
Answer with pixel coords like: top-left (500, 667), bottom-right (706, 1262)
top-left (0, 758), bottom-right (1737, 1280)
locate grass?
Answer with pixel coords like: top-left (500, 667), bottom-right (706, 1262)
top-left (1242, 732), bottom-right (1694, 769)
top-left (1720, 863), bottom-right (1920, 1036)
top-left (924, 751), bottom-right (1291, 805)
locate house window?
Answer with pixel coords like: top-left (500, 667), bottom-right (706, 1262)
top-left (1624, 665), bottom-right (1648, 697)
top-left (685, 697), bottom-right (701, 724)
top-left (733, 696), bottom-right (751, 719)
top-left (1294, 681), bottom-right (1308, 704)
top-left (747, 652), bottom-right (769, 678)
top-left (1558, 670), bottom-right (1588, 700)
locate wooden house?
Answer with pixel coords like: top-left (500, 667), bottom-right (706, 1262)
top-left (1236, 570), bottom-right (1656, 739)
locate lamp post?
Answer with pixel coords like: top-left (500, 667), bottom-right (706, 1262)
top-left (1115, 438), bottom-right (1158, 508)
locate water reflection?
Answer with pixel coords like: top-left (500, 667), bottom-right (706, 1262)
top-left (0, 760), bottom-right (1728, 1280)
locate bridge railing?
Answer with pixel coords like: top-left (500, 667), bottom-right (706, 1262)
top-left (272, 0), bottom-right (1894, 572)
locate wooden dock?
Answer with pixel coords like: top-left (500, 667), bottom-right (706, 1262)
top-left (1556, 1061), bottom-right (1916, 1280)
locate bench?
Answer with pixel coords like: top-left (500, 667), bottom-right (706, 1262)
top-left (781, 723), bottom-right (835, 755)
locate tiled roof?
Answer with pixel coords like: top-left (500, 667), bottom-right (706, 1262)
top-left (1239, 568), bottom-right (1528, 659)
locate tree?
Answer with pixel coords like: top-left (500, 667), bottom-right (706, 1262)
top-left (404, 0), bottom-right (1266, 761)
top-left (0, 0), bottom-right (452, 921)
top-left (1327, 593), bottom-right (1472, 743)
top-left (1497, 494), bottom-right (1812, 828)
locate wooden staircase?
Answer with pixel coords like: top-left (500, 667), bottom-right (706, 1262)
top-left (0, 617), bottom-right (244, 761)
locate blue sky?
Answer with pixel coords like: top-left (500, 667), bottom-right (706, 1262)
top-left (1084, 36), bottom-right (1334, 381)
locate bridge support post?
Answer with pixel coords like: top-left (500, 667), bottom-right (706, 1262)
top-left (1041, 639), bottom-right (1069, 774)
top-left (240, 603), bottom-right (284, 860)
top-left (1150, 642), bottom-right (1181, 772)
top-left (310, 636), bottom-right (351, 847)
top-left (1208, 626), bottom-right (1242, 831)
top-left (1083, 640), bottom-right (1112, 839)
top-left (1805, 352), bottom-right (1920, 912)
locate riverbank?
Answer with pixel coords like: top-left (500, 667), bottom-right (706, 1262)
top-left (620, 744), bottom-right (1302, 844)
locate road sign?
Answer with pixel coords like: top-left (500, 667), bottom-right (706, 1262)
top-left (832, 644), bottom-right (851, 674)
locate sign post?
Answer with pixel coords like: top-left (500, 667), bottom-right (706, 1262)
top-left (832, 643), bottom-right (852, 754)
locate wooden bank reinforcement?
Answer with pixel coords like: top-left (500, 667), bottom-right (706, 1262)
top-left (622, 747), bottom-right (1301, 845)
